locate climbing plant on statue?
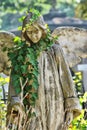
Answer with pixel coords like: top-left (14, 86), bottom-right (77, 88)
top-left (7, 9), bottom-right (56, 115)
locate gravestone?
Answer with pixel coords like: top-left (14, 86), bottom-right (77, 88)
top-left (73, 62), bottom-right (87, 92)
top-left (82, 59), bottom-right (87, 92)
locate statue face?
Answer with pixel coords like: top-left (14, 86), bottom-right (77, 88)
top-left (26, 24), bottom-right (43, 43)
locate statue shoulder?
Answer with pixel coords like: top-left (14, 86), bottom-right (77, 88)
top-left (51, 43), bottom-right (63, 53)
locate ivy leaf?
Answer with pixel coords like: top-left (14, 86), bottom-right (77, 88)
top-left (17, 55), bottom-right (23, 61)
top-left (13, 79), bottom-right (21, 94)
top-left (30, 60), bottom-right (36, 66)
top-left (27, 51), bottom-right (35, 59)
top-left (14, 36), bottom-right (21, 43)
top-left (23, 98), bottom-right (29, 106)
top-left (27, 54), bottom-right (36, 66)
top-left (27, 73), bottom-right (33, 79)
top-left (32, 78), bottom-right (39, 90)
top-left (32, 69), bottom-right (39, 77)
top-left (25, 85), bottom-right (32, 91)
top-left (15, 86), bottom-right (21, 94)
top-left (14, 64), bottom-right (20, 71)
top-left (19, 49), bottom-right (24, 55)
top-left (29, 93), bottom-right (38, 107)
top-left (8, 52), bottom-right (16, 60)
top-left (21, 65), bottom-right (28, 74)
top-left (11, 74), bottom-right (19, 81)
top-left (18, 16), bottom-right (25, 22)
top-left (18, 26), bottom-right (22, 30)
top-left (32, 92), bottom-right (38, 99)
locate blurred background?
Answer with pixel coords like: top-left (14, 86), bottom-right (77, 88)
top-left (0, 0), bottom-right (87, 31)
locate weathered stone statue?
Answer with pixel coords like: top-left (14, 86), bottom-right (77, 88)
top-left (1, 10), bottom-right (87, 130)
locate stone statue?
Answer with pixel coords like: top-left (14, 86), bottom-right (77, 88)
top-left (0, 10), bottom-right (87, 130)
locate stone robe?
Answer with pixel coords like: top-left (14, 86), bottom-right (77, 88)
top-left (7, 44), bottom-right (81, 130)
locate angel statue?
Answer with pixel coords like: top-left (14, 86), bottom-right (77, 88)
top-left (0, 9), bottom-right (87, 130)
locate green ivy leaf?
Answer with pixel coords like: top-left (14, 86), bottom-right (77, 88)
top-left (25, 85), bottom-right (32, 91)
top-left (31, 92), bottom-right (38, 100)
top-left (27, 54), bottom-right (36, 66)
top-left (13, 79), bottom-right (21, 94)
top-left (15, 87), bottom-right (21, 94)
top-left (18, 26), bottom-right (22, 30)
top-left (11, 74), bottom-right (19, 81)
top-left (32, 78), bottom-right (39, 90)
top-left (21, 65), bottom-right (28, 74)
top-left (18, 16), bottom-right (25, 22)
top-left (14, 36), bottom-right (21, 43)
top-left (17, 55), bottom-right (23, 61)
top-left (32, 69), bottom-right (39, 77)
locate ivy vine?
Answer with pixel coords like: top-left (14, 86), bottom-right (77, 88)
top-left (8, 30), bottom-right (55, 109)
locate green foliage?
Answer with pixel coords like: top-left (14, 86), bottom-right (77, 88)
top-left (80, 92), bottom-right (87, 103)
top-left (68, 72), bottom-right (87, 130)
top-left (68, 92), bottom-right (87, 130)
top-left (0, 99), bottom-right (6, 129)
top-left (68, 73), bottom-right (87, 130)
top-left (0, 0), bottom-right (51, 30)
top-left (56, 0), bottom-right (78, 17)
top-left (0, 0), bottom-right (52, 15)
top-left (0, 0), bottom-right (80, 30)
top-left (75, 0), bottom-right (87, 20)
top-left (29, 9), bottom-right (41, 24)
top-left (73, 72), bottom-right (83, 95)
top-left (0, 76), bottom-right (9, 129)
top-left (0, 76), bottom-right (9, 86)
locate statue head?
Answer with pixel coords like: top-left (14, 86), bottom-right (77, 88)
top-left (21, 10), bottom-right (47, 43)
